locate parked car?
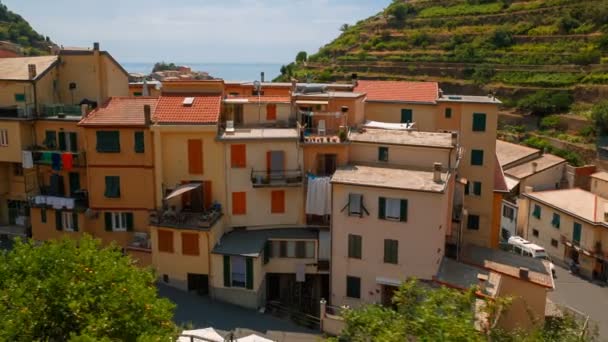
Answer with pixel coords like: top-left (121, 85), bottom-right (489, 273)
top-left (507, 236), bottom-right (556, 276)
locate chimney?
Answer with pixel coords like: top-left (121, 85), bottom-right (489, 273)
top-left (451, 131), bottom-right (458, 146)
top-left (524, 186), bottom-right (534, 194)
top-left (519, 267), bottom-right (529, 279)
top-left (80, 104), bottom-right (88, 117)
top-left (93, 42), bottom-right (100, 51)
top-left (261, 72), bottom-right (265, 83)
top-left (433, 162), bottom-right (442, 183)
top-left (144, 104), bottom-right (152, 126)
top-left (532, 161), bottom-right (538, 173)
top-left (27, 64), bottom-right (37, 80)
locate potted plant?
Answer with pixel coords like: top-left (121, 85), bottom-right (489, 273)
top-left (338, 129), bottom-right (348, 142)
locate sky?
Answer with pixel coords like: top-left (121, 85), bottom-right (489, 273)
top-left (2, 0), bottom-right (388, 64)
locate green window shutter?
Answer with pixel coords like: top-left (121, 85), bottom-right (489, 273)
top-left (400, 199), bottom-right (408, 222)
top-left (346, 276), bottom-right (360, 298)
top-left (472, 113), bottom-right (486, 132)
top-left (471, 150), bottom-right (484, 166)
top-left (401, 109), bottom-right (412, 123)
top-left (464, 181), bottom-right (470, 195)
top-left (14, 93), bottom-right (26, 102)
top-left (41, 208), bottom-right (47, 223)
top-left (533, 205), bottom-right (541, 219)
top-left (55, 210), bottom-right (62, 231)
top-left (45, 131), bottom-right (57, 149)
top-left (384, 240), bottom-right (398, 264)
top-left (69, 132), bottom-right (78, 152)
top-left (356, 236), bottom-right (362, 259)
top-left (104, 176), bottom-right (120, 198)
top-left (223, 255), bottom-right (231, 287)
top-left (126, 213), bottom-right (134, 232)
top-left (104, 212), bottom-right (112, 231)
top-left (134, 131), bottom-right (145, 153)
top-left (378, 147), bottom-right (388, 162)
top-left (467, 215), bottom-right (480, 230)
top-left (263, 241), bottom-right (271, 264)
top-left (246, 257), bottom-right (254, 290)
top-left (348, 235), bottom-right (354, 258)
top-left (573, 223), bottom-right (582, 244)
top-left (69, 172), bottom-right (80, 196)
top-left (552, 213), bottom-right (560, 228)
top-left (473, 182), bottom-right (482, 196)
top-left (445, 108), bottom-right (452, 118)
top-left (96, 131), bottom-right (120, 153)
top-left (58, 132), bottom-right (67, 151)
top-left (384, 240), bottom-right (390, 263)
top-left (378, 197), bottom-right (386, 219)
top-left (72, 212), bottom-right (79, 232)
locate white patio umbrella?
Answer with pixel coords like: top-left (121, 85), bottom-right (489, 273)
top-left (178, 328), bottom-right (224, 342)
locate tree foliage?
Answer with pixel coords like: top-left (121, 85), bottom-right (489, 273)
top-left (295, 51), bottom-right (308, 63)
top-left (152, 62), bottom-right (180, 72)
top-left (0, 236), bottom-right (177, 341)
top-left (517, 91), bottom-right (573, 115)
top-left (0, 3), bottom-right (50, 55)
top-left (592, 100), bottom-right (608, 134)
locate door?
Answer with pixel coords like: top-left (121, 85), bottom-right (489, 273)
top-left (317, 154), bottom-right (337, 176)
top-left (187, 273), bottom-right (209, 296)
top-left (381, 285), bottom-right (398, 307)
top-left (267, 274), bottom-right (281, 301)
top-left (573, 222), bottom-right (582, 245)
top-left (269, 151), bottom-right (285, 181)
top-left (69, 172), bottom-right (80, 196)
top-left (401, 109), bottom-right (412, 123)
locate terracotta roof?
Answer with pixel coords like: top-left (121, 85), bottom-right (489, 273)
top-left (154, 93), bottom-right (221, 124)
top-left (79, 97), bottom-right (158, 126)
top-left (0, 56), bottom-right (58, 81)
top-left (523, 188), bottom-right (607, 224)
top-left (355, 80), bottom-right (438, 103)
top-left (494, 155), bottom-right (509, 193)
top-left (496, 140), bottom-right (540, 168)
top-left (504, 153), bottom-right (566, 180)
top-left (227, 96), bottom-right (291, 104)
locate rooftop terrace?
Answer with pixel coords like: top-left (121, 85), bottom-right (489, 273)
top-left (331, 164), bottom-right (448, 193)
top-left (349, 128), bottom-right (454, 148)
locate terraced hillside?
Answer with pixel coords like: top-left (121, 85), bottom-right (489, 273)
top-left (0, 3), bottom-right (52, 55)
top-left (276, 0), bottom-right (608, 106)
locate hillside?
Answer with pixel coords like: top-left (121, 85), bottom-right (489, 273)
top-left (0, 2), bottom-right (52, 55)
top-left (276, 0), bottom-right (608, 109)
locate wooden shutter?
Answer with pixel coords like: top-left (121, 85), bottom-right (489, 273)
top-left (384, 240), bottom-right (398, 264)
top-left (58, 132), bottom-right (66, 151)
top-left (378, 197), bottom-right (386, 219)
top-left (45, 131), bottom-right (57, 149)
top-left (69, 172), bottom-right (80, 196)
top-left (263, 241), bottom-right (271, 264)
top-left (72, 212), bottom-right (79, 232)
top-left (126, 213), bottom-right (134, 232)
top-left (346, 276), bottom-right (360, 298)
top-left (41, 208), bottom-right (46, 223)
top-left (181, 232), bottom-right (199, 256)
top-left (55, 210), bottom-right (62, 231)
top-left (445, 108), bottom-right (452, 118)
top-left (231, 144), bottom-right (246, 168)
top-left (158, 230), bottom-right (174, 253)
top-left (266, 104), bottom-right (277, 120)
top-left (271, 190), bottom-right (285, 214)
top-left (203, 181), bottom-right (212, 210)
top-left (187, 139), bottom-right (203, 174)
top-left (473, 182), bottom-right (482, 196)
top-left (471, 150), bottom-right (484, 166)
top-left (473, 113), bottom-right (486, 132)
top-left (104, 212), bottom-right (112, 231)
top-left (134, 131), bottom-right (145, 153)
top-left (246, 257), bottom-right (254, 289)
top-left (295, 241), bottom-right (306, 258)
top-left (400, 199), bottom-right (408, 222)
top-left (69, 132), bottom-right (78, 152)
top-left (223, 255), bottom-right (231, 287)
top-left (348, 235), bottom-right (354, 258)
top-left (104, 176), bottom-right (120, 198)
top-left (266, 151), bottom-right (271, 176)
top-left (232, 192), bottom-right (246, 215)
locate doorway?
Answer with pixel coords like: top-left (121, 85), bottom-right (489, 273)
top-left (316, 154), bottom-right (337, 176)
top-left (187, 273), bottom-right (209, 296)
top-left (381, 285), bottom-right (398, 307)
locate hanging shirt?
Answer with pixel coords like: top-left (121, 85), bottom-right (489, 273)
top-left (62, 153), bottom-right (73, 171)
top-left (22, 151), bottom-right (34, 169)
top-left (51, 153), bottom-right (61, 171)
top-left (41, 152), bottom-right (52, 164)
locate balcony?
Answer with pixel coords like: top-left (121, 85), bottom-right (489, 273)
top-left (0, 105), bottom-right (34, 119)
top-left (300, 111), bottom-right (348, 145)
top-left (149, 205), bottom-right (222, 230)
top-left (40, 104), bottom-right (83, 119)
top-left (251, 169), bottom-right (303, 187)
top-left (31, 187), bottom-right (89, 211)
top-left (31, 150), bottom-right (86, 167)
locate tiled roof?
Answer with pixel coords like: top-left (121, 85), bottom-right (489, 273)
top-left (0, 56), bottom-right (58, 81)
top-left (523, 188), bottom-right (602, 223)
top-left (79, 97), bottom-right (158, 126)
top-left (494, 155), bottom-right (509, 193)
top-left (504, 153), bottom-right (566, 180)
top-left (154, 93), bottom-right (221, 124)
top-left (496, 140), bottom-right (540, 168)
top-left (355, 80), bottom-right (438, 103)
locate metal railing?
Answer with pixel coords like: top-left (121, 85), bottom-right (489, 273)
top-left (265, 301), bottom-right (320, 330)
top-left (251, 169), bottom-right (303, 187)
top-left (149, 207), bottom-right (222, 229)
top-left (41, 104), bottom-right (82, 117)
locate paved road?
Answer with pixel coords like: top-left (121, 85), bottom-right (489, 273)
top-left (549, 265), bottom-right (608, 340)
top-left (158, 283), bottom-right (320, 340)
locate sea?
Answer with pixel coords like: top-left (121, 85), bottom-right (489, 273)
top-left (121, 62), bottom-right (283, 82)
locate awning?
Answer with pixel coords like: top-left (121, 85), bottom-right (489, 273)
top-left (295, 100), bottom-right (328, 105)
top-left (165, 183), bottom-right (201, 200)
top-left (376, 276), bottom-right (402, 287)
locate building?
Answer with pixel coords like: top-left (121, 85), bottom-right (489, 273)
top-left (129, 80), bottom-right (162, 97)
top-left (496, 140), bottom-right (567, 240)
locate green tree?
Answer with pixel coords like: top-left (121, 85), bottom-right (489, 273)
top-left (517, 91), bottom-right (573, 115)
top-left (592, 100), bottom-right (608, 134)
top-left (340, 24), bottom-right (349, 32)
top-left (295, 51), bottom-right (308, 63)
top-left (0, 236), bottom-right (177, 341)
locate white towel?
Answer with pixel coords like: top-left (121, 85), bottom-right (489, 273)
top-left (64, 198), bottom-right (75, 210)
top-left (22, 151), bottom-right (33, 169)
top-left (306, 177), bottom-right (331, 216)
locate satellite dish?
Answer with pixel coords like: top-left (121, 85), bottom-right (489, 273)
top-left (253, 80), bottom-right (261, 92)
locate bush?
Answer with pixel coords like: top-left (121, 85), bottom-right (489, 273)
top-left (490, 27), bottom-right (513, 48)
top-left (540, 115), bottom-right (563, 130)
top-left (579, 125), bottom-right (596, 137)
top-left (592, 100), bottom-right (608, 134)
top-left (517, 91), bottom-right (573, 115)
top-left (523, 136), bottom-right (584, 166)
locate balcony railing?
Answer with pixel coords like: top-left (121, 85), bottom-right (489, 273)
top-left (251, 169), bottom-right (303, 187)
top-left (149, 206), bottom-right (222, 230)
top-left (31, 188), bottom-right (89, 211)
top-left (0, 105), bottom-right (34, 119)
top-left (41, 104), bottom-right (82, 118)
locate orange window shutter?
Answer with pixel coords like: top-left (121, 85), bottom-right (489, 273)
top-left (203, 181), bottom-right (212, 209)
top-left (271, 190), bottom-right (285, 213)
top-left (266, 104), bottom-right (277, 120)
top-left (188, 139), bottom-right (203, 174)
top-left (181, 232), bottom-right (199, 256)
top-left (232, 192), bottom-right (246, 215)
top-left (231, 144), bottom-right (246, 168)
top-left (158, 230), bottom-right (174, 253)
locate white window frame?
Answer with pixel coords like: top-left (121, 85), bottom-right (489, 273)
top-left (62, 212), bottom-right (74, 232)
top-left (0, 129), bottom-right (8, 147)
top-left (385, 198), bottom-right (401, 221)
top-left (230, 256), bottom-right (247, 288)
top-left (111, 212), bottom-right (127, 232)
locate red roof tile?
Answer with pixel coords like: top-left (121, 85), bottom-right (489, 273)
top-left (494, 155), bottom-right (509, 193)
top-left (154, 93), bottom-right (221, 124)
top-left (228, 96), bottom-right (291, 104)
top-left (355, 80), bottom-right (438, 103)
top-left (79, 97), bottom-right (158, 126)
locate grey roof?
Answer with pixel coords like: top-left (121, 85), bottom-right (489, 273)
top-left (436, 258), bottom-right (497, 296)
top-left (212, 228), bottom-right (319, 257)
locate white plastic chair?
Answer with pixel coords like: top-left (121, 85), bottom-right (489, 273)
top-left (318, 120), bottom-right (326, 136)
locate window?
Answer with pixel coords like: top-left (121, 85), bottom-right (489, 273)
top-left (472, 113), bottom-right (486, 132)
top-left (13, 163), bottom-right (23, 176)
top-left (378, 147), bottom-right (389, 162)
top-left (346, 276), bottom-right (361, 298)
top-left (14, 93), bottom-right (26, 102)
top-left (133, 92), bottom-right (142, 97)
top-left (305, 241), bottom-right (315, 258)
top-left (187, 139), bottom-right (203, 174)
top-left (104, 176), bottom-right (121, 198)
top-left (378, 197), bottom-right (408, 222)
top-left (573, 222), bottom-right (582, 244)
top-left (0, 129), bottom-right (7, 146)
top-left (551, 239), bottom-right (559, 248)
top-left (44, 130), bottom-right (56, 149)
top-left (347, 193), bottom-right (364, 217)
top-left (471, 149), bottom-right (484, 166)
top-left (271, 190), bottom-right (285, 214)
top-left (158, 230), bottom-right (174, 253)
top-left (348, 234), bottom-right (362, 259)
top-left (230, 144), bottom-right (246, 168)
top-left (552, 213), bottom-right (560, 228)
top-left (266, 103), bottom-right (277, 120)
top-left (104, 212), bottom-right (133, 232)
top-left (501, 228), bottom-right (510, 241)
top-left (55, 211), bottom-right (78, 232)
top-left (181, 232), bottom-right (199, 256)
top-left (232, 192), bottom-right (247, 215)
top-left (467, 215), bottom-right (480, 230)
top-left (227, 255), bottom-right (253, 289)
top-left (384, 239), bottom-right (398, 264)
top-left (464, 181), bottom-right (470, 195)
top-left (472, 181), bottom-right (482, 196)
top-left (269, 240), bottom-right (315, 258)
top-left (401, 109), bottom-right (412, 123)
top-left (58, 132), bottom-right (78, 152)
top-left (532, 229), bottom-right (539, 237)
top-left (445, 108), bottom-right (452, 118)
top-left (134, 131), bottom-right (145, 153)
top-left (502, 206), bottom-right (514, 221)
top-left (252, 90), bottom-right (264, 96)
top-left (532, 204), bottom-right (541, 219)
top-left (96, 131), bottom-right (120, 152)
top-left (41, 208), bottom-right (47, 223)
